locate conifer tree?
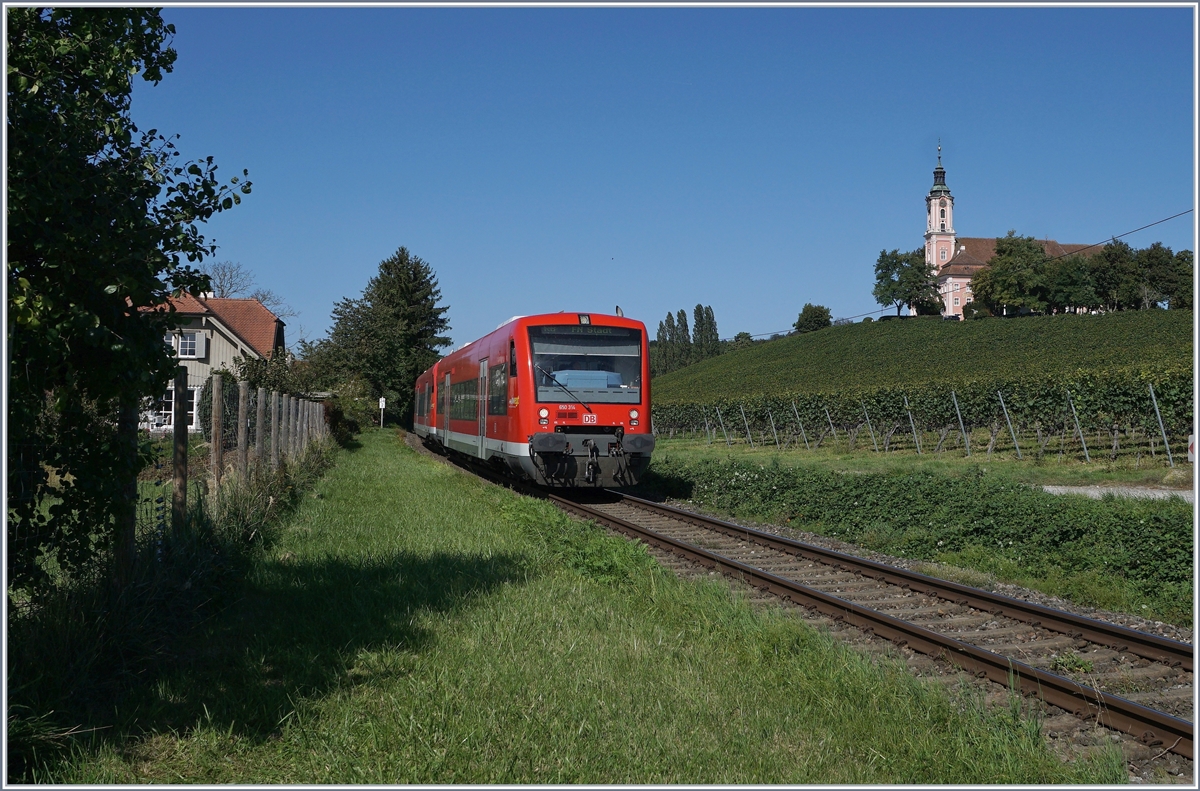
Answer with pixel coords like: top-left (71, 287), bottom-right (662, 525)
top-left (674, 309), bottom-right (692, 367)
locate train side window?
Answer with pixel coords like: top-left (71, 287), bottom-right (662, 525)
top-left (488, 363), bottom-right (507, 415)
top-left (509, 339), bottom-right (517, 377)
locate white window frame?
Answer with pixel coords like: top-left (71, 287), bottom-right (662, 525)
top-left (178, 332), bottom-right (197, 357)
top-left (157, 387), bottom-right (198, 430)
top-left (940, 249), bottom-right (947, 261)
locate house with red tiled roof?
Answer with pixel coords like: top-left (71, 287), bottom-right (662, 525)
top-left (921, 148), bottom-right (1097, 318)
top-left (144, 294), bottom-right (285, 432)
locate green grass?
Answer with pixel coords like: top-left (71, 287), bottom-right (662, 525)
top-left (654, 309), bottom-right (1192, 401)
top-left (634, 442), bottom-right (1193, 624)
top-left (36, 431), bottom-right (1122, 783)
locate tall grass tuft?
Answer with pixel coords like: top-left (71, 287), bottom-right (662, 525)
top-left (6, 437), bottom-right (337, 783)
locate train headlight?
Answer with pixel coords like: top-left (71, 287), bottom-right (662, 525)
top-left (539, 408), bottom-right (549, 418)
top-left (629, 409), bottom-right (639, 419)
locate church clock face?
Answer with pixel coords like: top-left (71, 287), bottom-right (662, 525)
top-left (939, 198), bottom-right (947, 207)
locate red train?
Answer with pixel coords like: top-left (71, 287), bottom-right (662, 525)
top-left (413, 312), bottom-right (656, 487)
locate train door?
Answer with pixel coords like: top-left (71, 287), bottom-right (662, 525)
top-left (442, 373), bottom-right (451, 441)
top-left (477, 358), bottom-right (488, 458)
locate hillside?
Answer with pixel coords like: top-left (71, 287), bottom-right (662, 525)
top-left (652, 310), bottom-right (1193, 402)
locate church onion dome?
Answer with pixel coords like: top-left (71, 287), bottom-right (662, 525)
top-left (929, 146), bottom-right (951, 196)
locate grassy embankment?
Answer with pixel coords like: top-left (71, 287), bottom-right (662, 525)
top-left (634, 444), bottom-right (1193, 624)
top-left (43, 431), bottom-right (1121, 784)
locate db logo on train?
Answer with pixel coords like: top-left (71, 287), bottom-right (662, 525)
top-left (1189, 434), bottom-right (1195, 464)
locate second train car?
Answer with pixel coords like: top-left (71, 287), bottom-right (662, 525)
top-left (413, 312), bottom-right (655, 486)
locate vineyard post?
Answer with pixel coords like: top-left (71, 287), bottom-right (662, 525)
top-left (715, 406), bottom-right (731, 445)
top-left (1065, 389), bottom-right (1090, 463)
top-left (739, 404), bottom-right (755, 448)
top-left (1148, 382), bottom-right (1174, 468)
top-left (702, 409), bottom-right (713, 445)
top-left (903, 394), bottom-right (921, 455)
top-left (824, 407), bottom-right (838, 449)
top-left (951, 390), bottom-right (970, 457)
top-left (860, 400), bottom-right (879, 452)
top-left (211, 373), bottom-right (224, 485)
top-left (768, 409), bottom-right (780, 450)
top-left (792, 401), bottom-right (810, 450)
top-left (997, 390), bottom-right (1022, 460)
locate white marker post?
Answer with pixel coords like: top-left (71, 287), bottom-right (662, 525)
top-left (379, 396), bottom-right (386, 429)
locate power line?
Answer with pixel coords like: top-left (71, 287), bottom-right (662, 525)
top-left (721, 207), bottom-right (1195, 340)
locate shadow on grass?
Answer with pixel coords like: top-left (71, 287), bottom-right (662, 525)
top-left (18, 549), bottom-right (530, 775)
top-left (625, 468), bottom-right (694, 501)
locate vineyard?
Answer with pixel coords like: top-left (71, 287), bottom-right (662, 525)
top-left (651, 312), bottom-right (1194, 449)
top-left (652, 310), bottom-right (1192, 400)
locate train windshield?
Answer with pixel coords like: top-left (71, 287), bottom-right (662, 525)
top-left (528, 325), bottom-right (642, 404)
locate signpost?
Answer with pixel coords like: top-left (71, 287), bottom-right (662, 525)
top-left (379, 396), bottom-right (386, 428)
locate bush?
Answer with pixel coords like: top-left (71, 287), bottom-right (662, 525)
top-left (637, 455), bottom-right (1192, 623)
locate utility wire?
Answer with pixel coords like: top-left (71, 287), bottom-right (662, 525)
top-left (720, 208), bottom-right (1195, 340)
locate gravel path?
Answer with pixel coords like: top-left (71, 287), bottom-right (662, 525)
top-left (1043, 485), bottom-right (1194, 504)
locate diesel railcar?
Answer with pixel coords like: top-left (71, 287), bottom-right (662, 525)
top-left (413, 312), bottom-right (655, 487)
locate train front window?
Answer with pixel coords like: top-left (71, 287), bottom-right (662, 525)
top-left (528, 325), bottom-right (641, 404)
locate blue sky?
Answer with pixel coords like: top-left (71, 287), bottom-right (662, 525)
top-left (132, 5), bottom-right (1196, 349)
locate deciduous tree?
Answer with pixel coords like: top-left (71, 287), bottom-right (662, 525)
top-left (873, 248), bottom-right (940, 316)
top-left (793, 303), bottom-right (832, 333)
top-left (7, 8), bottom-right (251, 595)
top-left (970, 232), bottom-right (1049, 315)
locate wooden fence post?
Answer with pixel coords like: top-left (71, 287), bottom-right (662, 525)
top-left (255, 386), bottom-right (266, 471)
top-left (173, 366), bottom-right (189, 531)
top-left (115, 397), bottom-right (140, 590)
top-left (211, 373), bottom-right (224, 485)
top-left (282, 394), bottom-right (291, 461)
top-left (238, 380), bottom-right (249, 483)
top-left (270, 390), bottom-right (280, 470)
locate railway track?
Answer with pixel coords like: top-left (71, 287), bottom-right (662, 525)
top-left (553, 489), bottom-right (1194, 762)
top-left (432, 444), bottom-right (1194, 773)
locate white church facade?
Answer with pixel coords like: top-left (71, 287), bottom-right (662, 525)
top-left (923, 148), bottom-right (1095, 318)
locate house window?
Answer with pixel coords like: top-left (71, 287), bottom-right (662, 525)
top-left (954, 297), bottom-right (960, 307)
top-left (178, 333), bottom-right (196, 357)
top-left (940, 249), bottom-right (947, 261)
top-left (157, 388), bottom-right (197, 428)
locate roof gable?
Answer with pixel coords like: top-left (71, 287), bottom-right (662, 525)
top-left (204, 298), bottom-right (285, 359)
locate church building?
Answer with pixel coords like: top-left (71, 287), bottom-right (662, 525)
top-left (923, 147), bottom-right (1096, 318)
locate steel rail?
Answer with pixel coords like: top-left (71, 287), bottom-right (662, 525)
top-left (544, 492), bottom-right (1193, 760)
top-left (615, 492), bottom-right (1193, 673)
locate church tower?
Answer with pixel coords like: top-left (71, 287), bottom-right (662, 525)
top-left (924, 143), bottom-right (956, 272)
